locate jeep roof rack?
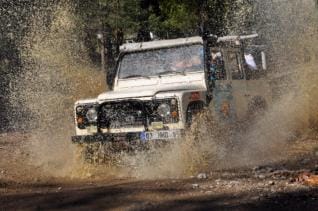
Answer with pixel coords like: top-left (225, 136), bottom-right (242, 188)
top-left (206, 33), bottom-right (259, 47)
top-left (217, 33), bottom-right (259, 43)
top-left (119, 36), bottom-right (203, 53)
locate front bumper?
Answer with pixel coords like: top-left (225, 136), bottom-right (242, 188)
top-left (72, 132), bottom-right (141, 144)
top-left (72, 130), bottom-right (183, 144)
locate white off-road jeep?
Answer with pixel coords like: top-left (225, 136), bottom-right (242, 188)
top-left (72, 37), bottom-right (209, 145)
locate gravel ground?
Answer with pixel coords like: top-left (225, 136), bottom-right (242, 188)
top-left (0, 132), bottom-right (318, 210)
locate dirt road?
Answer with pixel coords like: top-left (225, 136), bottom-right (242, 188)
top-left (1, 133), bottom-right (318, 210)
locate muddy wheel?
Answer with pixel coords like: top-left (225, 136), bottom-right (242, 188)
top-left (247, 96), bottom-right (267, 118)
top-left (186, 101), bottom-right (205, 126)
top-left (186, 107), bottom-right (231, 169)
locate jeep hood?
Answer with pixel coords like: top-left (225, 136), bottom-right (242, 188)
top-left (98, 74), bottom-right (206, 101)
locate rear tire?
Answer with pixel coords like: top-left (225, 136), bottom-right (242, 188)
top-left (247, 96), bottom-right (267, 118)
top-left (186, 106), bottom-right (232, 168)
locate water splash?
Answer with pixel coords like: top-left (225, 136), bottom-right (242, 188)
top-left (6, 0), bottom-right (318, 180)
top-left (118, 0), bottom-right (318, 178)
top-left (9, 1), bottom-right (106, 177)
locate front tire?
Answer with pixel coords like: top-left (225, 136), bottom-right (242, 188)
top-left (75, 142), bottom-right (123, 165)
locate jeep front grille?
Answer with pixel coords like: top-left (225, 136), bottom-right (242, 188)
top-left (98, 101), bottom-right (145, 129)
top-left (98, 99), bottom-right (179, 129)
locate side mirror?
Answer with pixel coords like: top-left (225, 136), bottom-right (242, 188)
top-left (261, 51), bottom-right (267, 70)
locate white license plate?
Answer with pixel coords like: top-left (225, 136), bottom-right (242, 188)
top-left (140, 130), bottom-right (180, 141)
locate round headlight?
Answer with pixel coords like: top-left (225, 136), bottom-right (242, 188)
top-left (157, 103), bottom-right (171, 118)
top-left (86, 108), bottom-right (98, 122)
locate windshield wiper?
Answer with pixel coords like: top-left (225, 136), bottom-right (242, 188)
top-left (158, 70), bottom-right (186, 77)
top-left (122, 75), bottom-right (151, 79)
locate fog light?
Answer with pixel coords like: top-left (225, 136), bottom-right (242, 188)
top-left (151, 121), bottom-right (164, 129)
top-left (77, 117), bottom-right (84, 124)
top-left (171, 111), bottom-right (178, 118)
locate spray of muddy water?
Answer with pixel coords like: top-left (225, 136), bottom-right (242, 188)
top-left (8, 2), bottom-right (227, 180)
top-left (9, 0), bottom-right (318, 180)
top-left (9, 2), bottom-right (106, 178)
top-left (211, 0), bottom-right (318, 168)
top-left (120, 0), bottom-right (318, 179)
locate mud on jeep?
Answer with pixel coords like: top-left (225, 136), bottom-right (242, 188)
top-left (72, 37), bottom-right (208, 147)
top-left (72, 34), bottom-right (271, 156)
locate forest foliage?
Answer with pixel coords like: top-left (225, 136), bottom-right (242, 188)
top-left (74, 0), bottom-right (254, 62)
top-left (1, 0), bottom-right (254, 75)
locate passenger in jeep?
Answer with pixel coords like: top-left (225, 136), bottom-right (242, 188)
top-left (210, 51), bottom-right (225, 80)
top-left (171, 55), bottom-right (202, 71)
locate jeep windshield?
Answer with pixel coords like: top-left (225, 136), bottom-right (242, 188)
top-left (119, 44), bottom-right (204, 79)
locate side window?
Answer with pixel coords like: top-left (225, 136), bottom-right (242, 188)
top-left (244, 49), bottom-right (267, 79)
top-left (209, 49), bottom-right (226, 80)
top-left (228, 52), bottom-right (243, 80)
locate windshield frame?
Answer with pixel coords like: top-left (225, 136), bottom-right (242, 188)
top-left (116, 43), bottom-right (204, 80)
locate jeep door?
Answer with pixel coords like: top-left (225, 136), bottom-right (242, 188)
top-left (223, 48), bottom-right (271, 120)
top-left (212, 47), bottom-right (271, 121)
top-left (222, 47), bottom-right (247, 120)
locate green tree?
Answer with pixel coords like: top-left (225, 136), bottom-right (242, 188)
top-left (155, 0), bottom-right (200, 37)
